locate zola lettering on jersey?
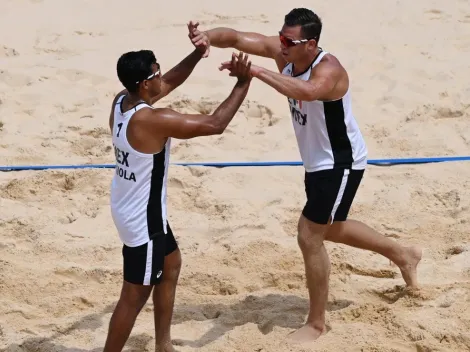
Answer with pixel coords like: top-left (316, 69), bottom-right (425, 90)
top-left (114, 145), bottom-right (136, 182)
top-left (288, 97), bottom-right (307, 126)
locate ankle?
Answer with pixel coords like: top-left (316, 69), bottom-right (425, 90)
top-left (155, 338), bottom-right (173, 352)
top-left (391, 246), bottom-right (411, 267)
top-left (305, 318), bottom-right (326, 332)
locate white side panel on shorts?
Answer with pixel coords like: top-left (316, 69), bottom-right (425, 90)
top-left (143, 240), bottom-right (153, 285)
top-left (331, 169), bottom-right (350, 221)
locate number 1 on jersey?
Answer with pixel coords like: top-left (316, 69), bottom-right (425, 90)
top-left (117, 123), bottom-right (123, 137)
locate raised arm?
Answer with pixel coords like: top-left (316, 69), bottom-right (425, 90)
top-left (151, 22), bottom-right (210, 104)
top-left (146, 52), bottom-right (253, 139)
top-left (150, 49), bottom-right (203, 104)
top-left (190, 24), bottom-right (287, 72)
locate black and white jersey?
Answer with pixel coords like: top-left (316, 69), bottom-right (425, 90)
top-left (110, 95), bottom-right (170, 247)
top-left (282, 50), bottom-right (368, 172)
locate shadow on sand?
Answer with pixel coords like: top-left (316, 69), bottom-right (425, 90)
top-left (1, 294), bottom-right (353, 351)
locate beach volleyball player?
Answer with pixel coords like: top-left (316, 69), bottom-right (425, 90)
top-left (104, 24), bottom-right (253, 351)
top-left (188, 8), bottom-right (423, 344)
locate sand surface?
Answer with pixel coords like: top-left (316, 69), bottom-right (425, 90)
top-left (1, 0), bottom-right (470, 351)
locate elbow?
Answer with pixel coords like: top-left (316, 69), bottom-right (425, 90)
top-left (212, 122), bottom-right (225, 135)
top-left (303, 92), bottom-right (319, 102)
top-left (202, 119), bottom-right (225, 135)
top-left (301, 86), bottom-right (320, 102)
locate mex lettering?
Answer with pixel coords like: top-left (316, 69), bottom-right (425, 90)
top-left (288, 97), bottom-right (307, 126)
top-left (114, 145), bottom-right (136, 182)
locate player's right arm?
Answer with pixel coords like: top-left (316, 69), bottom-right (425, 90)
top-left (191, 25), bottom-right (287, 72)
top-left (146, 52), bottom-right (252, 140)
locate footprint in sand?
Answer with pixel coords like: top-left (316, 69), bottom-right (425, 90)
top-left (446, 245), bottom-right (468, 257)
top-left (425, 9), bottom-right (446, 20)
top-left (338, 262), bottom-right (397, 279)
top-left (0, 46), bottom-right (19, 57)
top-left (405, 103), bottom-right (469, 122)
top-left (0, 70), bottom-right (33, 87)
top-left (244, 100), bottom-right (281, 127)
top-left (34, 33), bottom-right (78, 58)
top-left (461, 14), bottom-right (470, 23)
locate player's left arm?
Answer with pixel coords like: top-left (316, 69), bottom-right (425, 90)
top-left (251, 60), bottom-right (341, 102)
top-left (150, 49), bottom-right (203, 104)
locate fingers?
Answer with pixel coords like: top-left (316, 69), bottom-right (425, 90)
top-left (191, 33), bottom-right (204, 43)
top-left (187, 21), bottom-right (199, 30)
top-left (246, 60), bottom-right (252, 75)
top-left (231, 52), bottom-right (237, 67)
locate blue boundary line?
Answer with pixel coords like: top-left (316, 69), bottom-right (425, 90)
top-left (1, 156), bottom-right (470, 171)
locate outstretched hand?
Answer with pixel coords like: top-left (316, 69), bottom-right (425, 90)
top-left (187, 21), bottom-right (210, 58)
top-left (219, 52), bottom-right (254, 83)
top-left (219, 52), bottom-right (261, 82)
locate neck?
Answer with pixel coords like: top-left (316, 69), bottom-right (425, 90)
top-left (127, 92), bottom-right (150, 105)
top-left (292, 47), bottom-right (321, 75)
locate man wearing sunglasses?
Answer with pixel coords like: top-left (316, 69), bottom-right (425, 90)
top-left (189, 8), bottom-right (422, 344)
top-left (104, 24), bottom-right (253, 351)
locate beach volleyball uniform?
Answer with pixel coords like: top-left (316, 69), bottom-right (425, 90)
top-left (282, 49), bottom-right (368, 225)
top-left (110, 95), bottom-right (177, 286)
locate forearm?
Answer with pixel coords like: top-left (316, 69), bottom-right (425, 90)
top-left (254, 67), bottom-right (318, 101)
top-left (163, 49), bottom-right (202, 88)
top-left (211, 80), bottom-right (250, 132)
top-left (205, 27), bottom-right (238, 48)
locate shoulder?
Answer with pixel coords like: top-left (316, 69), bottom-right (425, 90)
top-left (129, 106), bottom-right (171, 127)
top-left (310, 52), bottom-right (347, 82)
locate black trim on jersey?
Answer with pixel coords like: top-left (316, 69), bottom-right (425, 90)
top-left (323, 99), bottom-right (354, 168)
top-left (291, 48), bottom-right (323, 77)
top-left (146, 147), bottom-right (166, 240)
top-left (119, 95), bottom-right (147, 114)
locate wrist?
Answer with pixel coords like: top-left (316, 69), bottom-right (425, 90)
top-left (250, 65), bottom-right (263, 78)
top-left (235, 78), bottom-right (251, 87)
top-left (193, 48), bottom-right (204, 58)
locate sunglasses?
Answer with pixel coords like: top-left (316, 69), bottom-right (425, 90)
top-left (136, 63), bottom-right (161, 84)
top-left (279, 32), bottom-right (316, 48)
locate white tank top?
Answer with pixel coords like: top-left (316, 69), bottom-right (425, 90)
top-left (110, 95), bottom-right (171, 247)
top-left (282, 50), bottom-right (368, 172)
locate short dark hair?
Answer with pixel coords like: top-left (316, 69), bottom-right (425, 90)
top-left (284, 8), bottom-right (322, 42)
top-left (116, 50), bottom-right (157, 93)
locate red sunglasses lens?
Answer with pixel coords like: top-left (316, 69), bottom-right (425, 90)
top-left (280, 35), bottom-right (295, 47)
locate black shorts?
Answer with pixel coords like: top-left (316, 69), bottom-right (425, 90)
top-left (122, 223), bottom-right (178, 286)
top-left (303, 168), bottom-right (364, 225)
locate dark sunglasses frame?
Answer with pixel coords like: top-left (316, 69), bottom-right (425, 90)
top-left (136, 63), bottom-right (161, 84)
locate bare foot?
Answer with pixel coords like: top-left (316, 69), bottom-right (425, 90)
top-left (286, 323), bottom-right (326, 344)
top-left (398, 245), bottom-right (422, 288)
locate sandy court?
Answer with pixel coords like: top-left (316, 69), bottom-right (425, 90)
top-left (1, 0), bottom-right (470, 351)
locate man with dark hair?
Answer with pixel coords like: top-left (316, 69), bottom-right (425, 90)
top-left (104, 23), bottom-right (253, 351)
top-left (188, 8), bottom-right (422, 344)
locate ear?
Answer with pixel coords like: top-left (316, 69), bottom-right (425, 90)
top-left (307, 39), bottom-right (317, 51)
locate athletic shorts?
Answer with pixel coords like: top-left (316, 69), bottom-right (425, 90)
top-left (303, 168), bottom-right (364, 225)
top-left (122, 223), bottom-right (178, 286)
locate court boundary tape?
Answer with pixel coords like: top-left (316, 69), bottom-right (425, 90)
top-left (1, 156), bottom-right (470, 171)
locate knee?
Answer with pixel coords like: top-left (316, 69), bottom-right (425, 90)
top-left (164, 249), bottom-right (182, 282)
top-left (119, 285), bottom-right (151, 311)
top-left (297, 217), bottom-right (327, 252)
top-left (297, 230), bottom-right (323, 252)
